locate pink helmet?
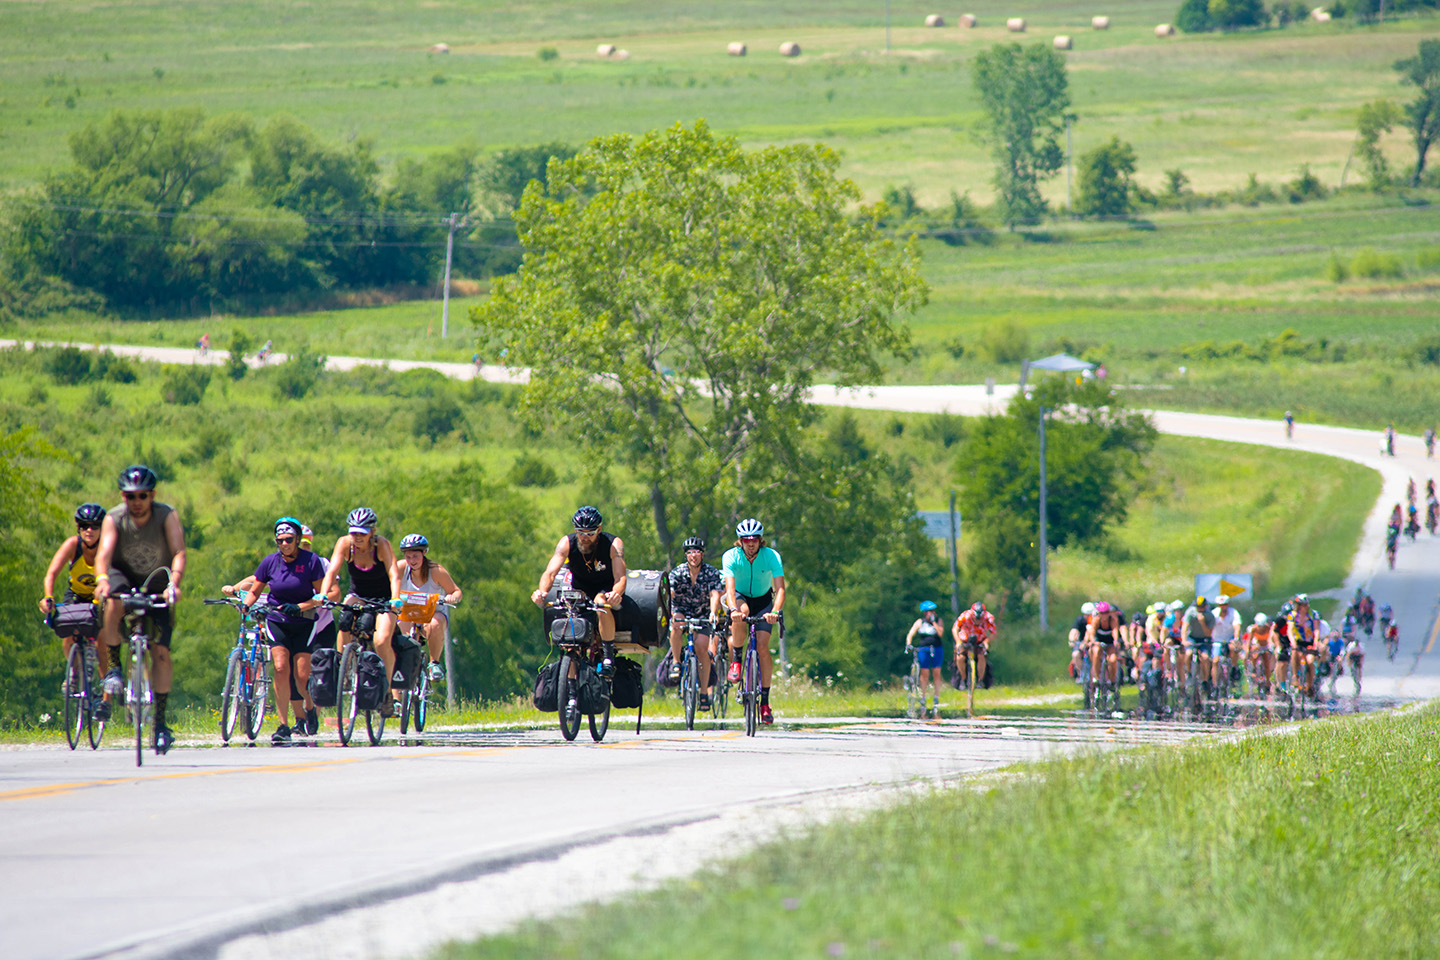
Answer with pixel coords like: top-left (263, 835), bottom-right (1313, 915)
top-left (1095, 601), bottom-right (1112, 614)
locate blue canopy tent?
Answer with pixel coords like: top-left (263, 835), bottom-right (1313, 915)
top-left (1020, 353), bottom-right (1094, 387)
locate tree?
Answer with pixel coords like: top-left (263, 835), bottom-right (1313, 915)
top-left (955, 377), bottom-right (1156, 593)
top-left (475, 120), bottom-right (927, 557)
top-left (1175, 0), bottom-right (1214, 33)
top-left (972, 44), bottom-right (1071, 228)
top-left (1395, 40), bottom-right (1440, 186)
top-left (1074, 136), bottom-right (1138, 218)
top-left (1208, 0), bottom-right (1267, 29)
top-left (1355, 100), bottom-right (1404, 189)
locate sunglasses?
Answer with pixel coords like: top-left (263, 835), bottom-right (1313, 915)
top-left (740, 536), bottom-right (760, 543)
top-left (123, 491), bottom-right (151, 501)
top-left (77, 521), bottom-right (102, 531)
top-left (275, 536), bottom-right (297, 545)
top-left (574, 528), bottom-right (600, 535)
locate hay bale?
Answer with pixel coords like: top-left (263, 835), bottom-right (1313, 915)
top-left (1092, 16), bottom-right (1110, 29)
top-left (596, 43), bottom-right (616, 57)
top-left (727, 41), bottom-right (747, 56)
top-left (1007, 17), bottom-right (1027, 31)
top-left (1154, 22), bottom-right (1175, 36)
top-left (1053, 35), bottom-right (1073, 49)
top-left (1311, 7), bottom-right (1331, 19)
top-left (925, 14), bottom-right (945, 26)
top-left (959, 13), bottom-right (978, 27)
top-left (779, 41), bottom-right (801, 57)
top-left (614, 48), bottom-right (630, 60)
top-left (429, 43), bottom-right (450, 54)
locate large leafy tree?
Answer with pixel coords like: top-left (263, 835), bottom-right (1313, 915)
top-left (474, 120), bottom-right (927, 557)
top-left (973, 43), bottom-right (1070, 228)
top-left (1354, 100), bottom-right (1404, 189)
top-left (1074, 136), bottom-right (1138, 218)
top-left (1395, 40), bottom-right (1440, 186)
top-left (955, 378), bottom-right (1156, 594)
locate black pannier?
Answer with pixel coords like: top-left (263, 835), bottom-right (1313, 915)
top-left (309, 648), bottom-right (340, 707)
top-left (610, 656), bottom-right (643, 709)
top-left (355, 650), bottom-right (387, 709)
top-left (533, 660), bottom-right (560, 712)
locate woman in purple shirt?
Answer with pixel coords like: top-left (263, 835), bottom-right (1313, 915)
top-left (243, 517), bottom-right (326, 743)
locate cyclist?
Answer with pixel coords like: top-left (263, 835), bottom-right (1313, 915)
top-left (394, 533), bottom-right (463, 682)
top-left (953, 600), bottom-right (997, 691)
top-left (39, 503), bottom-right (107, 698)
top-left (92, 465), bottom-right (188, 753)
top-left (1383, 620), bottom-right (1399, 657)
top-left (1209, 594), bottom-right (1242, 691)
top-left (1378, 601), bottom-right (1393, 635)
top-left (1181, 595), bottom-right (1215, 695)
top-left (197, 333), bottom-right (210, 357)
top-left (722, 518), bottom-right (785, 726)
top-left (1388, 503), bottom-right (1403, 534)
top-left (905, 600), bottom-right (946, 719)
top-left (1284, 411), bottom-right (1294, 439)
top-left (243, 518), bottom-right (326, 743)
top-left (1246, 613), bottom-right (1277, 695)
top-left (1068, 601), bottom-right (1096, 683)
top-left (1427, 426), bottom-right (1436, 458)
top-left (1137, 602), bottom-right (1167, 693)
top-left (1084, 601), bottom-right (1121, 688)
top-left (666, 536), bottom-right (723, 711)
top-left (319, 507), bottom-right (402, 715)
top-left (531, 506), bottom-right (627, 676)
top-left (1286, 594), bottom-right (1322, 698)
top-left (1384, 423), bottom-right (1396, 457)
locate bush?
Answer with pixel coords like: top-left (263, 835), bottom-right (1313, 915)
top-left (941, 336), bottom-right (966, 360)
top-left (507, 453), bottom-right (559, 487)
top-left (1176, 0), bottom-right (1213, 32)
top-left (93, 350), bottom-right (138, 383)
top-left (537, 46), bottom-right (559, 61)
top-left (1411, 335), bottom-right (1440, 366)
top-left (88, 383), bottom-right (112, 407)
top-left (214, 455), bottom-right (243, 494)
top-left (1416, 247), bottom-right (1440, 272)
top-left (918, 411), bottom-right (966, 448)
top-left (273, 347), bottom-right (325, 399)
top-left (226, 329), bottom-right (252, 381)
top-left (981, 319), bottom-right (1031, 363)
top-left (1350, 248), bottom-right (1404, 280)
top-left (415, 395), bottom-right (462, 443)
top-left (161, 365), bottom-right (211, 405)
top-left (44, 347), bottom-right (92, 385)
top-left (1325, 252), bottom-right (1349, 283)
top-left (1286, 165), bottom-right (1328, 202)
top-left (185, 425), bottom-right (232, 464)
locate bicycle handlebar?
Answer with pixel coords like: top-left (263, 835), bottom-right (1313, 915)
top-left (316, 596), bottom-right (395, 614)
top-left (741, 612), bottom-right (782, 625)
top-left (118, 592), bottom-right (168, 615)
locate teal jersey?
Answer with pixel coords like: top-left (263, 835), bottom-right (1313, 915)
top-left (721, 546), bottom-right (785, 598)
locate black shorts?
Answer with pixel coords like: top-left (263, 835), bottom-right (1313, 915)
top-left (737, 594), bottom-right (775, 631)
top-left (107, 569), bottom-right (174, 648)
top-left (265, 618), bottom-right (314, 655)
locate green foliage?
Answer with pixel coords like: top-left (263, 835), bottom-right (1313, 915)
top-left (880, 184), bottom-right (922, 221)
top-left (1326, 251), bottom-right (1350, 282)
top-left (271, 346), bottom-right (324, 399)
top-left (1074, 136), bottom-right (1138, 218)
top-left (537, 46), bottom-right (559, 62)
top-left (226, 329), bottom-right (252, 380)
top-left (1208, 0), bottom-right (1267, 29)
top-left (414, 394), bottom-right (462, 443)
top-left (507, 453), bottom-right (559, 488)
top-left (479, 141), bottom-right (577, 213)
top-left (1394, 40), bottom-right (1440, 186)
top-left (160, 364), bottom-right (211, 405)
top-left (1417, 246), bottom-right (1440, 271)
top-left (956, 378), bottom-right (1156, 594)
top-left (972, 43), bottom-right (1070, 228)
top-left (1411, 334), bottom-right (1440, 365)
top-left (1287, 164), bottom-right (1328, 202)
top-left (1350, 247), bottom-right (1405, 278)
top-left (44, 346), bottom-right (93, 385)
top-left (1176, 0), bottom-right (1214, 32)
top-left (980, 319), bottom-right (1030, 363)
top-left (917, 411), bottom-right (966, 448)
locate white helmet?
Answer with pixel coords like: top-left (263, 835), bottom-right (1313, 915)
top-left (1253, 613), bottom-right (1269, 626)
top-left (1081, 602), bottom-right (1096, 616)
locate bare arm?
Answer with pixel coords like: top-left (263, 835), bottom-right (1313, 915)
top-left (319, 536), bottom-right (347, 599)
top-left (531, 536), bottom-right (570, 605)
top-left (93, 516), bottom-right (118, 601)
top-left (605, 537), bottom-right (628, 607)
top-left (40, 537), bottom-right (77, 611)
top-left (222, 575), bottom-right (257, 597)
top-left (766, 575), bottom-right (785, 623)
top-left (164, 509), bottom-right (187, 600)
top-left (904, 619), bottom-right (921, 645)
top-left (431, 563), bottom-right (462, 605)
top-left (377, 538), bottom-right (401, 601)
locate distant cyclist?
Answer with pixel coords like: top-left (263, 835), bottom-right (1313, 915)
top-left (1181, 595), bottom-right (1215, 693)
top-left (722, 518), bottom-right (785, 726)
top-left (394, 533), bottom-right (463, 682)
top-left (1068, 601), bottom-right (1096, 683)
top-left (243, 518), bottom-right (326, 743)
top-left (667, 536), bottom-right (723, 711)
top-left (953, 600), bottom-right (997, 689)
top-left (1426, 426), bottom-right (1436, 459)
top-left (1084, 601), bottom-right (1121, 688)
top-left (1286, 594), bottom-right (1322, 697)
top-left (905, 601), bottom-right (946, 719)
top-left (1246, 613), bottom-right (1277, 694)
top-left (1284, 410), bottom-right (1294, 439)
top-left (1210, 594), bottom-right (1241, 690)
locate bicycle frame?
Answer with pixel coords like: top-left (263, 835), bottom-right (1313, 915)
top-left (546, 590), bottom-right (613, 742)
top-left (115, 592), bottom-right (167, 767)
top-left (206, 597), bottom-right (271, 743)
top-left (678, 617), bottom-right (713, 731)
top-left (737, 613), bottom-right (780, 736)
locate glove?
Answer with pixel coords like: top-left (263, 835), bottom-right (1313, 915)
top-left (390, 598), bottom-right (403, 610)
top-left (278, 602), bottom-right (304, 618)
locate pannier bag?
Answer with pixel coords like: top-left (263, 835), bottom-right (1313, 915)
top-left (654, 650), bottom-right (680, 688)
top-left (309, 648), bottom-right (340, 707)
top-left (577, 667), bottom-right (611, 715)
top-left (391, 635), bottom-right (422, 690)
top-left (533, 660), bottom-right (560, 712)
top-left (355, 651), bottom-right (388, 709)
top-left (49, 602), bottom-right (99, 639)
top-left (609, 657), bottom-right (643, 709)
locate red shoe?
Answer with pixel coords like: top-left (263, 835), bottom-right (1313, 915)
top-left (728, 661), bottom-right (742, 683)
top-left (760, 704), bottom-right (774, 725)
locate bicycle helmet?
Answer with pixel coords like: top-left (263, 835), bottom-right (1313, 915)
top-left (1254, 613), bottom-right (1269, 626)
top-left (683, 536), bottom-right (705, 551)
top-left (919, 600), bottom-right (938, 613)
top-left (346, 507), bottom-right (377, 533)
top-left (74, 502), bottom-right (106, 524)
top-left (274, 516), bottom-right (303, 538)
top-left (1168, 600), bottom-right (1184, 612)
top-left (399, 533), bottom-right (429, 551)
top-left (971, 601), bottom-right (985, 615)
top-left (299, 524), bottom-right (314, 547)
top-left (1293, 593), bottom-right (1310, 606)
top-left (736, 518), bottom-right (764, 538)
top-left (1216, 593), bottom-right (1230, 606)
top-left (1094, 601), bottom-right (1111, 615)
top-left (1081, 602), bottom-right (1096, 616)
top-left (572, 505), bottom-right (602, 531)
top-left (118, 464), bottom-right (158, 491)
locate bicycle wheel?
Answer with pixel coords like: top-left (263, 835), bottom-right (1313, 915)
top-left (414, 672), bottom-right (429, 733)
top-left (337, 647), bottom-right (359, 746)
top-left (130, 642), bottom-right (150, 767)
top-left (682, 648), bottom-right (698, 730)
top-left (557, 653), bottom-right (581, 742)
top-left (220, 649), bottom-right (243, 743)
top-left (246, 656), bottom-right (269, 741)
top-left (966, 651), bottom-right (977, 718)
top-left (589, 695), bottom-right (611, 742)
top-left (743, 646), bottom-right (759, 737)
top-left (905, 661), bottom-right (923, 719)
top-left (63, 643), bottom-right (85, 750)
top-left (712, 648), bottom-right (729, 719)
top-left (366, 699), bottom-right (387, 745)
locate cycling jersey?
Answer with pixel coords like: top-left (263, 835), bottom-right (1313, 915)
top-left (1288, 611), bottom-right (1320, 648)
top-left (67, 542), bottom-right (98, 601)
top-left (913, 614), bottom-right (943, 647)
top-left (721, 546), bottom-right (784, 600)
top-left (955, 609), bottom-right (996, 642)
top-left (1210, 608), bottom-right (1240, 645)
top-left (254, 549), bottom-right (325, 625)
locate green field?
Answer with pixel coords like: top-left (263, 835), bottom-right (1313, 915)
top-left (451, 702), bottom-right (1440, 960)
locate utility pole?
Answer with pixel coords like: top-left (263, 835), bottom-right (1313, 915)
top-left (885, 0), bottom-right (891, 52)
top-left (440, 212), bottom-right (458, 339)
top-left (1038, 406), bottom-right (1050, 630)
top-left (948, 488), bottom-right (962, 618)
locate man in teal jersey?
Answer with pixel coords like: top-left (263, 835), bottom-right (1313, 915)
top-left (721, 518), bottom-right (785, 725)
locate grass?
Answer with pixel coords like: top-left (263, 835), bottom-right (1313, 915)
top-left (442, 700), bottom-right (1440, 960)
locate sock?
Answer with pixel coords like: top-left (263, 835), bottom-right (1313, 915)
top-left (760, 686), bottom-right (770, 706)
top-left (932, 697), bottom-right (939, 708)
top-left (108, 645), bottom-right (122, 672)
top-left (154, 692), bottom-right (167, 729)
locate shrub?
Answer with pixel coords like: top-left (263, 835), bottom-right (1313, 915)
top-left (415, 395), bottom-right (461, 443)
top-left (88, 383), bottom-right (112, 407)
top-left (1286, 164), bottom-right (1328, 202)
top-left (187, 425), bottom-right (232, 464)
top-left (941, 336), bottom-right (966, 359)
top-left (1325, 252), bottom-right (1349, 283)
top-left (1350, 248), bottom-right (1404, 280)
top-left (881, 184), bottom-right (923, 221)
top-left (93, 350), bottom-right (138, 383)
top-left (1416, 247), bottom-right (1440, 272)
top-left (273, 347), bottom-right (325, 399)
top-left (214, 455), bottom-right (243, 494)
top-left (44, 347), bottom-right (91, 385)
top-left (1176, 0), bottom-right (1213, 32)
top-left (27, 382), bottom-right (49, 405)
top-left (1411, 335), bottom-right (1440, 366)
top-left (507, 453), bottom-right (559, 487)
top-left (918, 411), bottom-right (966, 448)
top-left (226, 330), bottom-right (252, 381)
top-left (981, 319), bottom-right (1030, 363)
top-left (537, 46), bottom-right (559, 61)
top-left (161, 364), bottom-right (211, 405)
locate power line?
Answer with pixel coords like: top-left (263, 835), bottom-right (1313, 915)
top-left (8, 197), bottom-right (517, 226)
top-left (47, 227), bottom-right (521, 250)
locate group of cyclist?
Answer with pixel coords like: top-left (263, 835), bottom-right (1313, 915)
top-left (1066, 584), bottom-right (1396, 713)
top-left (902, 600), bottom-right (998, 719)
top-left (1387, 478), bottom-right (1438, 567)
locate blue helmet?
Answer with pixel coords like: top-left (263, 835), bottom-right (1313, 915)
top-left (919, 600), bottom-right (938, 613)
top-left (399, 533), bottom-right (429, 551)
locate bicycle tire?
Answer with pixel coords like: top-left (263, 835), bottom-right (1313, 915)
top-left (905, 660), bottom-right (924, 719)
top-left (220, 649), bottom-right (243, 743)
top-left (64, 643), bottom-right (85, 750)
top-left (558, 653), bottom-right (581, 741)
top-left (966, 650), bottom-right (977, 718)
top-left (337, 646), bottom-right (359, 745)
top-left (246, 656), bottom-right (269, 741)
top-left (589, 696), bottom-right (611, 742)
top-left (414, 672), bottom-right (429, 733)
top-left (743, 645), bottom-right (759, 737)
top-left (682, 648), bottom-right (698, 730)
top-left (131, 640), bottom-right (150, 767)
top-left (711, 648), bottom-right (729, 719)
top-left (366, 700), bottom-right (386, 745)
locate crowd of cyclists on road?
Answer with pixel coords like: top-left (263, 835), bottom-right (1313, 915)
top-left (36, 460), bottom-right (1426, 752)
top-left (1385, 478), bottom-right (1438, 568)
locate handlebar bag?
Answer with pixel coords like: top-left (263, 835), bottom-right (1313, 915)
top-left (50, 602), bottom-right (99, 639)
top-left (355, 651), bottom-right (387, 709)
top-left (308, 648), bottom-right (339, 708)
top-left (549, 616), bottom-right (592, 645)
top-left (532, 660), bottom-right (560, 712)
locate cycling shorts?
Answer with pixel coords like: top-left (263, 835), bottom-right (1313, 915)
top-left (1210, 639), bottom-right (1235, 659)
top-left (265, 618), bottom-right (313, 655)
top-left (1185, 636), bottom-right (1210, 652)
top-left (735, 593), bottom-right (775, 632)
top-left (914, 644), bottom-right (944, 669)
top-left (1092, 632), bottom-right (1116, 646)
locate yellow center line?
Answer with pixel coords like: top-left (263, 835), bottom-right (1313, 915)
top-left (1423, 607), bottom-right (1440, 656)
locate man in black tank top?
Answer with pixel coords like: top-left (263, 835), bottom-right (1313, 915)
top-left (532, 507), bottom-right (628, 659)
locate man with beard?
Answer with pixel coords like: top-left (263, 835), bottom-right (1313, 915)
top-left (532, 506), bottom-right (627, 676)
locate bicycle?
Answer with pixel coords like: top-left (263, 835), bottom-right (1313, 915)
top-left (1384, 626), bottom-right (1399, 662)
top-left (957, 638), bottom-right (985, 718)
top-left (1136, 643), bottom-right (1166, 721)
top-left (737, 613), bottom-right (781, 737)
top-left (1207, 644), bottom-right (1231, 721)
top-left (1085, 642), bottom-right (1120, 717)
top-left (319, 596), bottom-right (396, 746)
top-left (903, 644), bottom-right (925, 719)
top-left (115, 590), bottom-right (169, 766)
top-left (205, 596), bottom-right (272, 743)
top-left (47, 604), bottom-right (104, 751)
top-left (676, 617), bottom-right (715, 731)
top-left (709, 631), bottom-right (731, 720)
top-left (396, 594), bottom-right (458, 736)
top-left (545, 590), bottom-right (614, 742)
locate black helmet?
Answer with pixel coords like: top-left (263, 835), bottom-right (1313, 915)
top-left (346, 507), bottom-right (378, 533)
top-left (572, 505), bottom-right (602, 531)
top-left (682, 536), bottom-right (705, 551)
top-left (75, 503), bottom-right (106, 524)
top-left (118, 464), bottom-right (158, 491)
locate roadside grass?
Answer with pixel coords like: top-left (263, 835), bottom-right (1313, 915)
top-left (443, 702), bottom-right (1440, 960)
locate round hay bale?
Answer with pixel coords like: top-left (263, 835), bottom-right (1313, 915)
top-left (1311, 7), bottom-right (1331, 20)
top-left (779, 41), bottom-right (801, 57)
top-left (727, 41), bottom-right (747, 56)
top-left (429, 43), bottom-right (450, 54)
top-left (614, 48), bottom-right (630, 61)
top-left (925, 14), bottom-right (945, 26)
top-left (1053, 34), bottom-right (1073, 50)
top-left (959, 13), bottom-right (978, 27)
top-left (1091, 16), bottom-right (1110, 29)
top-left (1007, 17), bottom-right (1027, 32)
top-left (1154, 22), bottom-right (1175, 36)
top-left (596, 43), bottom-right (616, 57)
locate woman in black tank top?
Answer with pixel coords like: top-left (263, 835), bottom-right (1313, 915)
top-left (319, 524), bottom-right (402, 717)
